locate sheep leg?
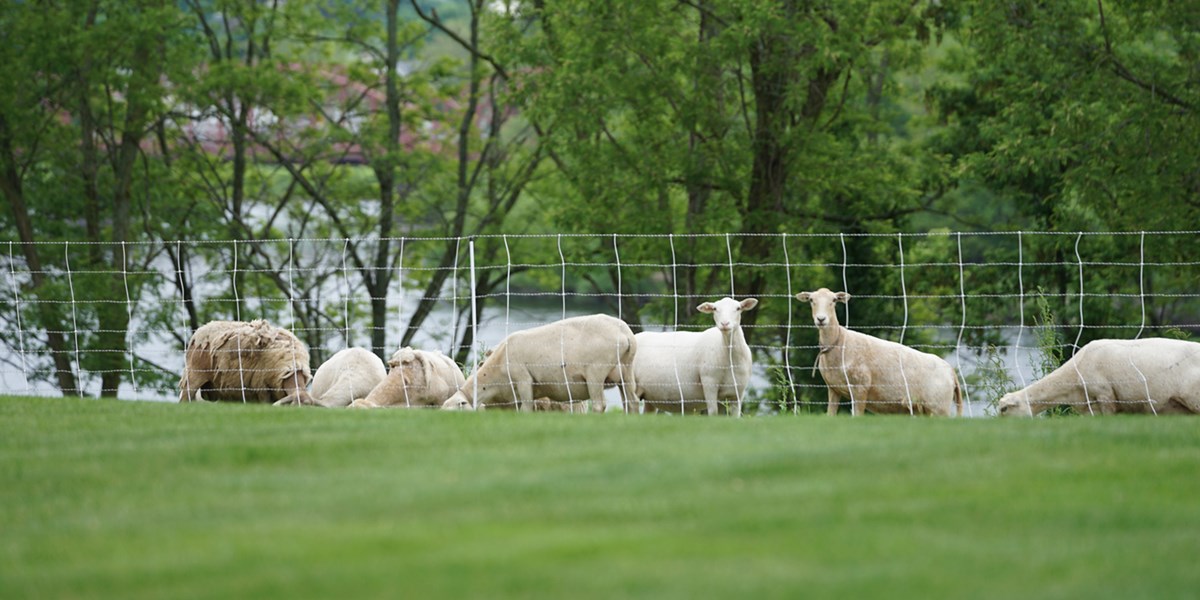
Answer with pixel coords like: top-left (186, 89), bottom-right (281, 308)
top-left (826, 388), bottom-right (839, 416)
top-left (515, 379), bottom-right (534, 411)
top-left (701, 379), bottom-right (720, 417)
top-left (273, 393), bottom-right (317, 407)
top-left (849, 383), bottom-right (866, 416)
top-left (587, 379), bottom-right (607, 414)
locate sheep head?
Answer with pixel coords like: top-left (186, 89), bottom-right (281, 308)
top-left (441, 394), bottom-right (474, 411)
top-left (697, 297), bottom-right (758, 333)
top-left (795, 288), bottom-right (850, 328)
top-left (997, 391), bottom-right (1035, 417)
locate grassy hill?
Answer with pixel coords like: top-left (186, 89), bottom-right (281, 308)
top-left (2, 396), bottom-right (1198, 599)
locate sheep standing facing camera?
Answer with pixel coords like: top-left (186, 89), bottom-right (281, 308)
top-left (796, 288), bottom-right (961, 416)
top-left (178, 319), bottom-right (314, 406)
top-left (633, 297), bottom-right (759, 416)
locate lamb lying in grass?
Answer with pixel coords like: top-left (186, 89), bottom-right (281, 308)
top-left (310, 348), bottom-right (387, 408)
top-left (998, 337), bottom-right (1200, 416)
top-left (796, 288), bottom-right (961, 416)
top-left (350, 347), bottom-right (465, 409)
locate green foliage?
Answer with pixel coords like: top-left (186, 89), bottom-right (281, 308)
top-left (2, 0), bottom-right (1199, 397)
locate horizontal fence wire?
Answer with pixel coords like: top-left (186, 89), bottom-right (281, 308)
top-left (1, 231), bottom-right (1198, 416)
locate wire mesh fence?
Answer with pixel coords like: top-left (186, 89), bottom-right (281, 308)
top-left (2, 231), bottom-right (1199, 415)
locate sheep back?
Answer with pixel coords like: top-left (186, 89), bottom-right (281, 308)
top-left (310, 347), bottom-right (387, 407)
top-left (1002, 338), bottom-right (1200, 415)
top-left (820, 330), bottom-right (958, 416)
top-left (460, 314), bottom-right (637, 409)
top-left (635, 328), bottom-right (750, 414)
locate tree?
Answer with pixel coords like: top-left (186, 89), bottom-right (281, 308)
top-left (0, 0), bottom-right (183, 397)
top-left (928, 0), bottom-right (1200, 348)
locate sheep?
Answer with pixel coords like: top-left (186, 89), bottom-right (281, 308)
top-left (442, 314), bottom-right (638, 412)
top-left (309, 347), bottom-right (387, 408)
top-left (796, 289), bottom-right (961, 416)
top-left (178, 319), bottom-right (314, 406)
top-left (350, 347), bottom-right (466, 409)
top-left (634, 297), bottom-right (759, 416)
top-left (997, 337), bottom-right (1200, 416)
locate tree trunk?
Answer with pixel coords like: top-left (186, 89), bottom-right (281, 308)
top-left (369, 0), bottom-right (403, 360)
top-left (0, 116), bottom-right (80, 396)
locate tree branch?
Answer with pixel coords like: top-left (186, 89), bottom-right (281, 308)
top-left (1096, 0), bottom-right (1194, 112)
top-left (408, 0), bottom-right (510, 79)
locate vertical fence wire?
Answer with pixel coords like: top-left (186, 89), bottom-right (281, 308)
top-left (64, 242), bottom-right (82, 398)
top-left (469, 238), bottom-right (479, 411)
top-left (896, 234), bottom-right (914, 416)
top-left (122, 241), bottom-right (138, 396)
top-left (781, 233), bottom-right (798, 415)
top-left (1137, 231), bottom-right (1147, 339)
top-left (6, 242), bottom-right (30, 395)
top-left (1014, 232), bottom-right (1027, 392)
top-left (954, 233), bottom-right (973, 417)
top-left (1074, 233), bottom-right (1086, 352)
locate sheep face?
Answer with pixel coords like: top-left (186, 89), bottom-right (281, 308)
top-left (697, 297), bottom-right (758, 332)
top-left (997, 391), bottom-right (1034, 417)
top-left (442, 395), bottom-right (474, 411)
top-left (795, 288), bottom-right (850, 328)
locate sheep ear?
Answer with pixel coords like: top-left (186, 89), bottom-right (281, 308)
top-left (740, 298), bottom-right (758, 311)
top-left (697, 302), bottom-right (716, 314)
top-left (795, 292), bottom-right (812, 303)
top-left (835, 292), bottom-right (851, 303)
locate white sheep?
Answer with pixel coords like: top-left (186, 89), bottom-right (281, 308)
top-left (998, 337), bottom-right (1200, 416)
top-left (178, 319), bottom-right (314, 405)
top-left (796, 288), bottom-right (961, 416)
top-left (442, 314), bottom-right (638, 412)
top-left (350, 347), bottom-right (466, 409)
top-left (634, 297), bottom-right (759, 416)
top-left (310, 347), bottom-right (387, 408)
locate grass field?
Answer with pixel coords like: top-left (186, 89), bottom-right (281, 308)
top-left (2, 396), bottom-right (1198, 599)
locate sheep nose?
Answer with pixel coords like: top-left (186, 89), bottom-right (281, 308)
top-left (816, 315), bottom-right (827, 324)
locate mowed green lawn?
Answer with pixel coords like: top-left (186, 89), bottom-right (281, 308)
top-left (1, 396), bottom-right (1198, 599)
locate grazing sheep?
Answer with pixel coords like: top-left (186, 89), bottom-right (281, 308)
top-left (796, 289), bottom-right (961, 416)
top-left (998, 338), bottom-right (1200, 416)
top-left (634, 297), bottom-right (759, 416)
top-left (443, 314), bottom-right (638, 412)
top-left (310, 348), bottom-right (387, 408)
top-left (352, 347), bottom-right (465, 409)
top-left (178, 319), bottom-right (314, 405)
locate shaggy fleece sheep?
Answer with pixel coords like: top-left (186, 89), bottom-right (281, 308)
top-left (178, 319), bottom-right (314, 405)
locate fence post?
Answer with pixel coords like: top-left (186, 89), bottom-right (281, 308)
top-left (469, 237), bottom-right (479, 411)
